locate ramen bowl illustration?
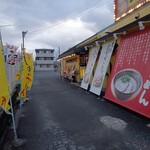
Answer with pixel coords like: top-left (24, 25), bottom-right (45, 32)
top-left (84, 73), bottom-right (90, 84)
top-left (112, 69), bottom-right (142, 101)
top-left (93, 76), bottom-right (103, 87)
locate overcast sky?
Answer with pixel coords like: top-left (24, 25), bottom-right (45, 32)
top-left (0, 0), bottom-right (114, 58)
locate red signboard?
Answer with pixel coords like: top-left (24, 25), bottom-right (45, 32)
top-left (114, 0), bottom-right (147, 21)
top-left (105, 27), bottom-right (150, 118)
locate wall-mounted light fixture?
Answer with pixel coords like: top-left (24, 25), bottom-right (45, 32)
top-left (138, 21), bottom-right (150, 30)
top-left (135, 13), bottom-right (140, 20)
top-left (113, 31), bottom-right (126, 40)
top-left (84, 45), bottom-right (93, 51)
top-left (105, 31), bottom-right (111, 34)
top-left (95, 40), bottom-right (106, 46)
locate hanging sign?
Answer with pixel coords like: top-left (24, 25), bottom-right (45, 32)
top-left (90, 40), bottom-right (115, 95)
top-left (81, 46), bottom-right (100, 90)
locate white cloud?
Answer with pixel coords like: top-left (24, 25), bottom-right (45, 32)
top-left (26, 18), bottom-right (95, 53)
top-left (0, 0), bottom-right (114, 58)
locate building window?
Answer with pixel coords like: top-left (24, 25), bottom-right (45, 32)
top-left (39, 64), bottom-right (42, 68)
top-left (36, 50), bottom-right (39, 53)
top-left (39, 57), bottom-right (44, 60)
top-left (47, 64), bottom-right (53, 68)
top-left (44, 57), bottom-right (50, 60)
top-left (50, 57), bottom-right (54, 60)
top-left (45, 50), bottom-right (54, 53)
top-left (80, 54), bottom-right (88, 66)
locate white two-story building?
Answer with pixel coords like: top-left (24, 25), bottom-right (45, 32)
top-left (35, 49), bottom-right (54, 71)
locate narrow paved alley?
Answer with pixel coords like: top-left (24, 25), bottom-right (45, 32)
top-left (6, 71), bottom-right (150, 150)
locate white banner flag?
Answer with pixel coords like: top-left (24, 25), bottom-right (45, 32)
top-left (6, 43), bottom-right (19, 65)
top-left (80, 45), bottom-right (100, 90)
top-left (6, 43), bottom-right (18, 53)
top-left (90, 40), bottom-right (115, 95)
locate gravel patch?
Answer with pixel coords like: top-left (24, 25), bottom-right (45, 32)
top-left (100, 116), bottom-right (127, 131)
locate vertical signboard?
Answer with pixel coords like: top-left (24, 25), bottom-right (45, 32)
top-left (90, 40), bottom-right (115, 95)
top-left (81, 46), bottom-right (100, 90)
top-left (105, 27), bottom-right (150, 118)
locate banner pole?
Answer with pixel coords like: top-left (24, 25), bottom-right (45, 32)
top-left (6, 57), bottom-right (18, 140)
top-left (9, 97), bottom-right (18, 140)
top-left (20, 44), bottom-right (23, 115)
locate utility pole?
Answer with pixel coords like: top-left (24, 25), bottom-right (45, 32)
top-left (22, 31), bottom-right (28, 48)
top-left (20, 30), bottom-right (27, 116)
top-left (58, 46), bottom-right (60, 57)
top-left (57, 46), bottom-right (61, 80)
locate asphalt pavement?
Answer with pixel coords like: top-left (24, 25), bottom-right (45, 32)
top-left (4, 71), bottom-right (150, 150)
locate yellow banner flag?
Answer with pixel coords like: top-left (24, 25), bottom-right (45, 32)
top-left (19, 49), bottom-right (28, 99)
top-left (19, 50), bottom-right (34, 100)
top-left (15, 69), bottom-right (21, 83)
top-left (0, 34), bottom-right (11, 111)
top-left (26, 53), bottom-right (34, 90)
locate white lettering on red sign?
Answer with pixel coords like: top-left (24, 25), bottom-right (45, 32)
top-left (139, 80), bottom-right (150, 106)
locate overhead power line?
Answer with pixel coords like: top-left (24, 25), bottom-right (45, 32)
top-left (0, 25), bottom-right (13, 28)
top-left (28, 0), bottom-right (110, 35)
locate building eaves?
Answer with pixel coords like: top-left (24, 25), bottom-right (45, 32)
top-left (77, 2), bottom-right (150, 48)
top-left (58, 3), bottom-right (150, 59)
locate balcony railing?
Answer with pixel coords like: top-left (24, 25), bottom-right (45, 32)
top-left (36, 53), bottom-right (54, 57)
top-left (36, 60), bottom-right (54, 64)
